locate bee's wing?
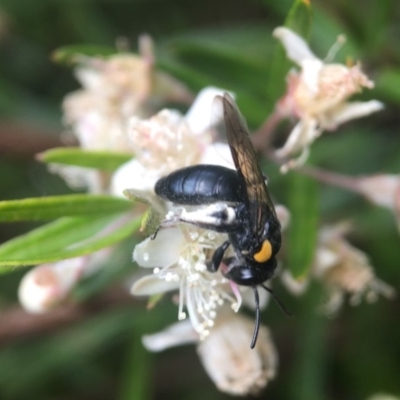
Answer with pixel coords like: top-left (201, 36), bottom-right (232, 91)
top-left (220, 93), bottom-right (277, 236)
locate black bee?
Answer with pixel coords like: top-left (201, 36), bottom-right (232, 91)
top-left (154, 93), bottom-right (285, 348)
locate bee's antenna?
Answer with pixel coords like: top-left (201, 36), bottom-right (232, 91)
top-left (261, 284), bottom-right (292, 317)
top-left (251, 285), bottom-right (260, 349)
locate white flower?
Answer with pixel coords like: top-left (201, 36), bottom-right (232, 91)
top-left (132, 225), bottom-right (241, 340)
top-left (273, 27), bottom-right (383, 171)
top-left (282, 223), bottom-right (395, 314)
top-left (197, 312), bottom-right (277, 395)
top-left (18, 249), bottom-right (111, 313)
top-left (142, 310), bottom-right (278, 396)
top-left (111, 87), bottom-right (234, 198)
top-left (63, 37), bottom-right (192, 152)
top-left (57, 36), bottom-right (192, 191)
top-left (131, 206), bottom-right (289, 338)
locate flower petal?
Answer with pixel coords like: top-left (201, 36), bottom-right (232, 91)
top-left (142, 320), bottom-right (199, 351)
top-left (299, 59), bottom-right (324, 95)
top-left (358, 174), bottom-right (400, 209)
top-left (18, 257), bottom-right (87, 313)
top-left (324, 100), bottom-right (384, 129)
top-left (281, 270), bottom-right (309, 296)
top-left (133, 227), bottom-right (185, 268)
top-left (197, 312), bottom-right (278, 395)
top-left (275, 118), bottom-right (318, 158)
top-left (185, 87), bottom-right (231, 135)
top-left (131, 274), bottom-right (179, 295)
top-left (111, 159), bottom-right (159, 197)
top-left (199, 142), bottom-right (235, 169)
top-left (273, 27), bottom-right (319, 65)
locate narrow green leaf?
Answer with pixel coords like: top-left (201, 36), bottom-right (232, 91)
top-left (376, 68), bottom-right (400, 104)
top-left (52, 44), bottom-right (117, 65)
top-left (157, 59), bottom-right (215, 92)
top-left (0, 213), bottom-right (141, 270)
top-left (290, 283), bottom-right (327, 400)
top-left (0, 195), bottom-right (133, 222)
top-left (39, 147), bottom-right (133, 171)
top-left (170, 41), bottom-right (268, 95)
top-left (73, 239), bottom-right (136, 301)
top-left (286, 0), bottom-right (312, 38)
top-left (119, 330), bottom-right (153, 400)
top-left (287, 174), bottom-right (318, 278)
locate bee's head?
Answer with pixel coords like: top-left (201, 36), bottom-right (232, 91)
top-left (222, 256), bottom-right (277, 286)
top-left (251, 216), bottom-right (281, 265)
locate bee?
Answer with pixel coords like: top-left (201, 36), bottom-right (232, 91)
top-left (154, 93), bottom-right (286, 348)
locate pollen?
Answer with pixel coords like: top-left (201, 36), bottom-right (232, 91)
top-left (190, 231), bottom-right (199, 240)
top-left (231, 302), bottom-right (240, 312)
top-left (178, 311), bottom-right (187, 320)
top-left (195, 262), bottom-right (207, 272)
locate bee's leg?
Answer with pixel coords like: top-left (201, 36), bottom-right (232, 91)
top-left (207, 240), bottom-right (230, 272)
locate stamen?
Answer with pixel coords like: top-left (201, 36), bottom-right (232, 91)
top-left (186, 283), bottom-right (202, 332)
top-left (190, 231), bottom-right (199, 240)
top-left (178, 311), bottom-right (187, 320)
top-left (195, 262), bottom-right (206, 272)
top-left (229, 280), bottom-right (243, 311)
top-left (324, 34), bottom-right (346, 63)
top-left (178, 277), bottom-right (186, 319)
top-left (151, 224), bottom-right (242, 338)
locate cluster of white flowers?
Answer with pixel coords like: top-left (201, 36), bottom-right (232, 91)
top-left (17, 27), bottom-right (397, 396)
top-left (18, 37), bottom-right (193, 313)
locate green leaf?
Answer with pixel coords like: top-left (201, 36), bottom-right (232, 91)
top-left (286, 0), bottom-right (312, 38)
top-left (52, 44), bottom-right (117, 65)
top-left (72, 239), bottom-right (136, 301)
top-left (376, 68), bottom-right (400, 104)
top-left (287, 174), bottom-right (318, 278)
top-left (157, 59), bottom-right (215, 92)
top-left (169, 41), bottom-right (268, 96)
top-left (0, 212), bottom-right (141, 270)
top-left (118, 329), bottom-right (153, 400)
top-left (0, 194), bottom-right (134, 222)
top-left (39, 147), bottom-right (133, 171)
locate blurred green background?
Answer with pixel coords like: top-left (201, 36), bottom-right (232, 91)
top-left (0, 0), bottom-right (400, 399)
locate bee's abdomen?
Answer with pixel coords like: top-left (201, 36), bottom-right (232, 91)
top-left (155, 165), bottom-right (244, 205)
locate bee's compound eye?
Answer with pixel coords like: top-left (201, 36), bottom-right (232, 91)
top-left (253, 240), bottom-right (272, 262)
